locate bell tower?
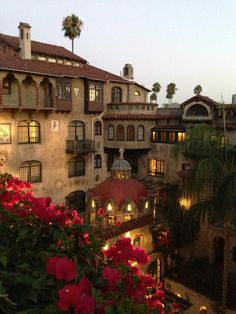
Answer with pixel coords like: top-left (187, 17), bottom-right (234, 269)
top-left (18, 22), bottom-right (32, 59)
top-left (122, 64), bottom-right (134, 80)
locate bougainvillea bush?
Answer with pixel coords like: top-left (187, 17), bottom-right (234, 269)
top-left (0, 173), bottom-right (167, 314)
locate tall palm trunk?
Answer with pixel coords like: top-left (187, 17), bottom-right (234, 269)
top-left (72, 39), bottom-right (74, 53)
top-left (222, 222), bottom-right (230, 313)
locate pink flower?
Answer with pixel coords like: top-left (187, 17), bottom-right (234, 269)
top-left (102, 266), bottom-right (122, 286)
top-left (46, 256), bottom-right (60, 275)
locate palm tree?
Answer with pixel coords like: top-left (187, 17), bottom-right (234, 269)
top-left (193, 85), bottom-right (203, 95)
top-left (166, 83), bottom-right (177, 106)
top-left (62, 14), bottom-right (83, 53)
top-left (173, 124), bottom-right (236, 313)
top-left (152, 82), bottom-right (161, 103)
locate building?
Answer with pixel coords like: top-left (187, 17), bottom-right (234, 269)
top-left (1, 22), bottom-right (236, 313)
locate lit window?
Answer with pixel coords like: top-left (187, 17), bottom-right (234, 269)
top-left (160, 132), bottom-right (167, 142)
top-left (133, 235), bottom-right (141, 247)
top-left (134, 90), bottom-right (140, 96)
top-left (178, 132), bottom-right (186, 142)
top-left (151, 130), bottom-right (158, 142)
top-left (148, 159), bottom-right (165, 177)
top-left (68, 157), bottom-right (85, 177)
top-left (169, 132), bottom-right (176, 142)
top-left (19, 160), bottom-right (42, 183)
top-left (18, 120), bottom-right (40, 144)
top-left (89, 83), bottom-right (102, 102)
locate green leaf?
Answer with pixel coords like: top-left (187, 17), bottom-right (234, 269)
top-left (0, 255), bottom-right (7, 267)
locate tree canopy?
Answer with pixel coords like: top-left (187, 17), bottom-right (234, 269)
top-left (193, 85), bottom-right (203, 95)
top-left (62, 14), bottom-right (83, 53)
top-left (166, 83), bottom-right (177, 105)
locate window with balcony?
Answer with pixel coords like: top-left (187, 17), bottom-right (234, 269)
top-left (2, 75), bottom-right (12, 95)
top-left (177, 132), bottom-right (186, 142)
top-left (18, 120), bottom-right (40, 144)
top-left (19, 160), bottom-right (42, 183)
top-left (127, 125), bottom-right (135, 141)
top-left (89, 83), bottom-right (102, 102)
top-left (94, 121), bottom-right (102, 135)
top-left (68, 157), bottom-right (85, 177)
top-left (137, 125), bottom-right (144, 141)
top-left (111, 86), bottom-right (122, 102)
top-left (68, 120), bottom-right (85, 141)
top-left (169, 132), bottom-right (176, 142)
top-left (117, 125), bottom-right (124, 141)
top-left (148, 159), bottom-right (165, 177)
top-left (108, 124), bottom-right (114, 140)
top-left (94, 154), bottom-right (102, 168)
top-left (56, 79), bottom-right (71, 100)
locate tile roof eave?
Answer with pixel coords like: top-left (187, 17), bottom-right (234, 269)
top-left (0, 65), bottom-right (79, 78)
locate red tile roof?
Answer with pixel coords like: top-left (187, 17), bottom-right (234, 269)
top-left (102, 113), bottom-right (159, 120)
top-left (181, 95), bottom-right (217, 107)
top-left (0, 33), bottom-right (150, 91)
top-left (102, 213), bottom-right (153, 240)
top-left (0, 33), bottom-right (87, 63)
top-left (0, 55), bottom-right (131, 84)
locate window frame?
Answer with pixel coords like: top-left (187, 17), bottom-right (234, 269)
top-left (94, 121), bottom-right (102, 136)
top-left (127, 125), bottom-right (135, 141)
top-left (148, 159), bottom-right (165, 177)
top-left (117, 125), bottom-right (124, 141)
top-left (18, 120), bottom-right (40, 144)
top-left (68, 156), bottom-right (85, 177)
top-left (111, 86), bottom-right (122, 102)
top-left (56, 79), bottom-right (71, 101)
top-left (137, 125), bottom-right (144, 141)
top-left (19, 160), bottom-right (42, 183)
top-left (68, 120), bottom-right (85, 141)
top-left (89, 83), bottom-right (103, 102)
top-left (108, 124), bottom-right (114, 140)
top-left (94, 154), bottom-right (102, 169)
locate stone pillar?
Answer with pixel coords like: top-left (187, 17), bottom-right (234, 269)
top-left (51, 85), bottom-right (56, 108)
top-left (36, 84), bottom-right (39, 108)
top-left (18, 82), bottom-right (23, 107)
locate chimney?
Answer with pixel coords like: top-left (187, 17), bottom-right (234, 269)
top-left (18, 22), bottom-right (31, 59)
top-left (123, 64), bottom-right (134, 80)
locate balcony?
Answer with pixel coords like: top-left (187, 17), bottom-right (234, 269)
top-left (66, 140), bottom-right (95, 155)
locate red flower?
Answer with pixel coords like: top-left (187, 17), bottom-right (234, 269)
top-left (97, 208), bottom-right (105, 216)
top-left (102, 266), bottom-right (122, 286)
top-left (46, 256), bottom-right (77, 282)
top-left (46, 256), bottom-right (60, 275)
top-left (74, 293), bottom-right (96, 314)
top-left (133, 247), bottom-right (150, 265)
top-left (57, 284), bottom-right (81, 311)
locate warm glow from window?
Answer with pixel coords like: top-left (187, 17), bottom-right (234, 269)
top-left (145, 201), bottom-right (149, 209)
top-left (103, 243), bottom-right (109, 250)
top-left (178, 132), bottom-right (186, 142)
top-left (125, 231), bottom-right (131, 238)
top-left (179, 197), bottom-right (191, 210)
top-left (107, 203), bottom-right (112, 211)
top-left (127, 203), bottom-right (132, 211)
top-left (175, 293), bottom-right (182, 298)
top-left (200, 306), bottom-right (207, 313)
top-left (91, 200), bottom-right (95, 208)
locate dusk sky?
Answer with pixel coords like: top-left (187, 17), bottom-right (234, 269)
top-left (1, 0), bottom-right (236, 105)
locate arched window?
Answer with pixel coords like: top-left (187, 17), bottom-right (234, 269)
top-left (186, 104), bottom-right (208, 116)
top-left (137, 125), bottom-right (144, 141)
top-left (19, 160), bottom-right (42, 183)
top-left (18, 120), bottom-right (40, 143)
top-left (65, 190), bottom-right (86, 212)
top-left (117, 125), bottom-right (124, 141)
top-left (108, 124), bottom-right (114, 140)
top-left (94, 154), bottom-right (102, 168)
top-left (68, 120), bottom-right (85, 141)
top-left (111, 86), bottom-right (122, 102)
top-left (68, 157), bottom-right (85, 177)
top-left (127, 125), bottom-right (135, 141)
top-left (89, 83), bottom-right (102, 102)
top-left (94, 121), bottom-right (102, 135)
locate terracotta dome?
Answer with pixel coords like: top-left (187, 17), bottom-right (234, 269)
top-left (91, 178), bottom-right (148, 207)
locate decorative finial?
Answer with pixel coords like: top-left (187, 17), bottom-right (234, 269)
top-left (119, 146), bottom-right (125, 159)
